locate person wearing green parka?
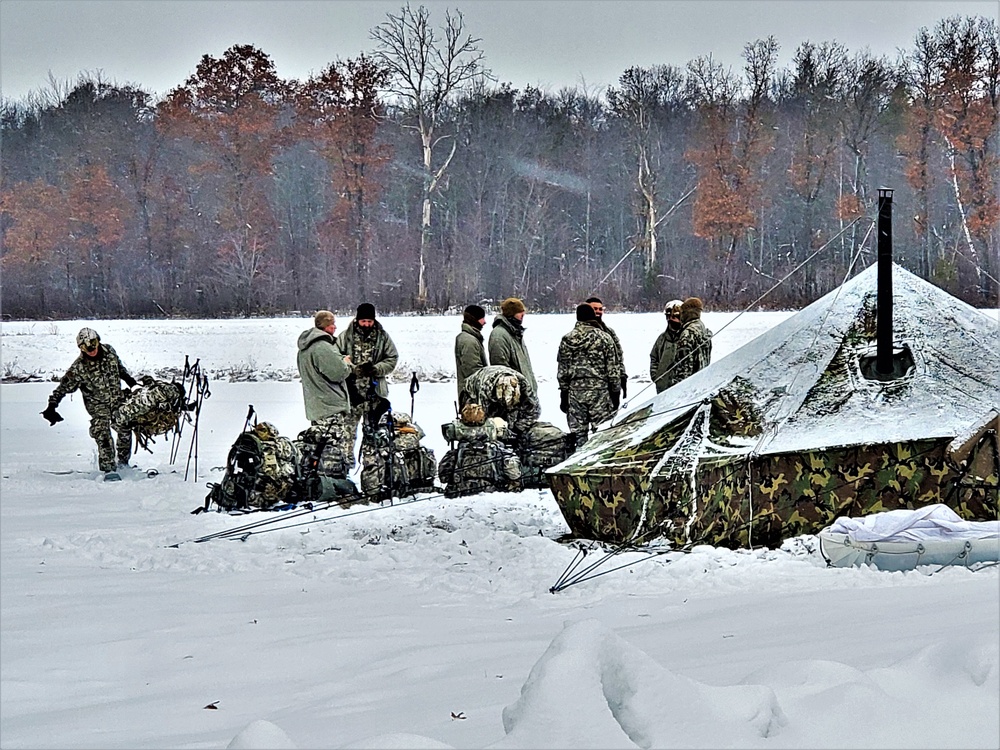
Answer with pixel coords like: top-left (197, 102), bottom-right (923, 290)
top-left (455, 303), bottom-right (488, 405)
top-left (296, 310), bottom-right (356, 473)
top-left (488, 297), bottom-right (538, 397)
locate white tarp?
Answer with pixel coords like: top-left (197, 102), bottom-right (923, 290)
top-left (826, 504), bottom-right (1000, 543)
top-left (819, 505), bottom-right (999, 571)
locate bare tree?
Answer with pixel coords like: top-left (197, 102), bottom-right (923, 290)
top-left (371, 3), bottom-right (488, 306)
top-left (607, 65), bottom-right (685, 276)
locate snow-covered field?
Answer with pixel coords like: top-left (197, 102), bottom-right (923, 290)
top-left (2, 310), bottom-right (998, 749)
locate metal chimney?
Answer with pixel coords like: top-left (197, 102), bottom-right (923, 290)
top-left (876, 188), bottom-right (893, 375)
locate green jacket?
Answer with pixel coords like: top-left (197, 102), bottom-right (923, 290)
top-left (297, 327), bottom-right (352, 422)
top-left (49, 343), bottom-right (135, 418)
top-left (455, 322), bottom-right (487, 401)
top-left (488, 315), bottom-right (537, 395)
top-left (649, 327), bottom-right (681, 393)
top-left (336, 320), bottom-right (399, 399)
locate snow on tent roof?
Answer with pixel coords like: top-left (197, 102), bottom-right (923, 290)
top-left (556, 262), bottom-right (1000, 469)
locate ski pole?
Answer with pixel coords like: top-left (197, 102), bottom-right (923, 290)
top-left (409, 372), bottom-right (419, 418)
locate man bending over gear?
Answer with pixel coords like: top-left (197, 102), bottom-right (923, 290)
top-left (460, 364), bottom-right (540, 437)
top-left (43, 327), bottom-right (138, 480)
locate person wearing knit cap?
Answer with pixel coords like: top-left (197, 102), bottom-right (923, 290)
top-left (296, 310), bottom-right (357, 474)
top-left (337, 301), bottom-right (399, 436)
top-left (585, 296), bottom-right (628, 399)
top-left (488, 297), bottom-right (538, 397)
top-left (672, 296), bottom-right (713, 385)
top-left (650, 299), bottom-right (684, 392)
top-left (455, 304), bottom-right (488, 405)
top-left (556, 303), bottom-right (621, 448)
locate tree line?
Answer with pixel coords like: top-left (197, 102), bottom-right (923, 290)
top-left (1, 7), bottom-right (997, 320)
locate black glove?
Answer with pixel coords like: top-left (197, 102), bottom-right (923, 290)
top-left (620, 376), bottom-right (628, 399)
top-left (122, 372), bottom-right (138, 388)
top-left (610, 390), bottom-right (620, 410)
top-left (359, 362), bottom-right (377, 378)
top-left (42, 403), bottom-right (63, 425)
top-left (559, 389), bottom-right (569, 413)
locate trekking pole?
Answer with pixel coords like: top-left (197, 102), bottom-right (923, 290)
top-left (184, 371), bottom-right (210, 482)
top-left (409, 372), bottom-right (419, 418)
top-left (170, 355), bottom-right (195, 465)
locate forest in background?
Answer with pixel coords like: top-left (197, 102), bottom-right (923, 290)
top-left (1, 7), bottom-right (997, 319)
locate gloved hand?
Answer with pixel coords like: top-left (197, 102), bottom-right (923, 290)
top-left (140, 374), bottom-right (156, 387)
top-left (42, 403), bottom-right (64, 425)
top-left (609, 390), bottom-right (620, 410)
top-left (559, 389), bottom-right (569, 413)
top-left (620, 376), bottom-right (628, 399)
top-left (359, 362), bottom-right (377, 378)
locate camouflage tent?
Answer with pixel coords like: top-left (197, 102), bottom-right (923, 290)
top-left (548, 263), bottom-right (999, 549)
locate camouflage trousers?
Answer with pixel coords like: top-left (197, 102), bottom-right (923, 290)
top-left (566, 388), bottom-right (615, 449)
top-left (90, 410), bottom-right (132, 473)
top-left (298, 413), bottom-right (355, 477)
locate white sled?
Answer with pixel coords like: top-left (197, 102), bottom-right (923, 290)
top-left (818, 504), bottom-right (999, 572)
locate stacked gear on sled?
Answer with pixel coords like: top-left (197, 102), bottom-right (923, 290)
top-left (360, 410), bottom-right (437, 501)
top-left (438, 403), bottom-right (522, 498)
top-left (294, 420), bottom-right (364, 506)
top-left (112, 375), bottom-right (190, 451)
top-left (205, 418), bottom-right (359, 513)
top-left (205, 422), bottom-right (301, 511)
top-left (516, 421), bottom-right (576, 488)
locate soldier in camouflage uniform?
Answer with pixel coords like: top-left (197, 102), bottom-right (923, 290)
top-left (650, 299), bottom-right (684, 392)
top-left (337, 302), bottom-right (399, 437)
top-left (297, 310), bottom-right (356, 476)
top-left (673, 297), bottom-right (713, 382)
top-left (586, 296), bottom-right (628, 399)
top-left (557, 304), bottom-right (621, 448)
top-left (460, 365), bottom-right (540, 437)
top-left (455, 304), bottom-right (488, 405)
top-left (43, 327), bottom-right (138, 479)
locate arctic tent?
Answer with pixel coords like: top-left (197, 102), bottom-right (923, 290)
top-left (547, 263), bottom-right (999, 549)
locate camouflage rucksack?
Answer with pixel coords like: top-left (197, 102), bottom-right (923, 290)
top-left (112, 376), bottom-right (187, 449)
top-left (438, 418), bottom-right (522, 498)
top-left (517, 421), bottom-right (576, 488)
top-left (360, 411), bottom-right (437, 500)
top-left (205, 422), bottom-right (301, 511)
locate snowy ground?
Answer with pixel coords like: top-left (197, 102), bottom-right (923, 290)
top-left (2, 310), bottom-right (998, 749)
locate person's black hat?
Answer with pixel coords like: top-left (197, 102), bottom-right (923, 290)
top-left (464, 304), bottom-right (486, 320)
top-left (356, 302), bottom-right (376, 321)
top-left (576, 303), bottom-right (598, 321)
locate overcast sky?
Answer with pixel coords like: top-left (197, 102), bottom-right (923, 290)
top-left (1, 0), bottom-right (996, 102)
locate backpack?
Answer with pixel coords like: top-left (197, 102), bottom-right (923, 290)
top-left (360, 411), bottom-right (436, 501)
top-left (205, 422), bottom-right (301, 511)
top-left (517, 421), bottom-right (576, 488)
top-left (293, 423), bottom-right (361, 505)
top-left (113, 376), bottom-right (188, 449)
top-left (438, 420), bottom-right (522, 498)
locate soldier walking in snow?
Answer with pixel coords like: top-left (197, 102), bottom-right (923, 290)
top-left (296, 310), bottom-right (357, 475)
top-left (488, 297), bottom-right (538, 397)
top-left (649, 299), bottom-right (684, 392)
top-left (455, 304), bottom-right (487, 405)
top-left (557, 304), bottom-right (621, 448)
top-left (42, 327), bottom-right (138, 480)
top-left (586, 296), bottom-right (628, 399)
top-left (673, 297), bottom-right (713, 383)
